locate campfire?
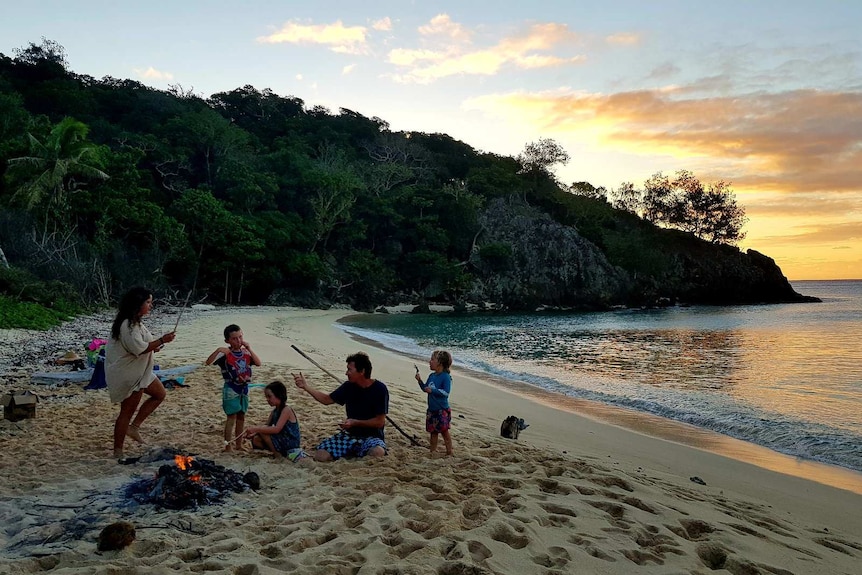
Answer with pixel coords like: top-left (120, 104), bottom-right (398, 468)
top-left (125, 454), bottom-right (256, 510)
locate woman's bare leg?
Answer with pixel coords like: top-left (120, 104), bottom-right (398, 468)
top-left (114, 391), bottom-right (143, 457)
top-left (129, 377), bottom-right (166, 442)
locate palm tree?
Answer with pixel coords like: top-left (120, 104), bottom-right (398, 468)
top-left (8, 117), bottom-right (109, 213)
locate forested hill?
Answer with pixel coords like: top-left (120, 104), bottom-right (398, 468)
top-left (0, 41), bottom-right (817, 317)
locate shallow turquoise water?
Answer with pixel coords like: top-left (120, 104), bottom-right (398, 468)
top-left (339, 280), bottom-right (862, 472)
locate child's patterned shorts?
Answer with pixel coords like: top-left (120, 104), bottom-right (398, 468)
top-left (316, 431), bottom-right (387, 459)
top-left (426, 408), bottom-right (452, 433)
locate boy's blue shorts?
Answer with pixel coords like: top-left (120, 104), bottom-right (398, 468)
top-left (222, 384), bottom-right (249, 415)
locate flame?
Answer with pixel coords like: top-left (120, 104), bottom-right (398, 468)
top-left (174, 455), bottom-right (195, 470)
top-left (189, 474), bottom-right (202, 482)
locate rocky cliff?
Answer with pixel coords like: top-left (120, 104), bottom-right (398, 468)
top-left (463, 199), bottom-right (818, 310)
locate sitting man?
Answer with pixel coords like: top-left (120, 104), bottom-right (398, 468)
top-left (293, 351), bottom-right (388, 462)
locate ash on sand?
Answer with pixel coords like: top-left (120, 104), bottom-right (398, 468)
top-left (124, 448), bottom-right (256, 510)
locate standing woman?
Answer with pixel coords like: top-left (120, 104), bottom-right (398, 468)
top-left (105, 287), bottom-right (176, 458)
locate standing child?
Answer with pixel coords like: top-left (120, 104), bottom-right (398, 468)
top-left (205, 324), bottom-right (261, 451)
top-left (245, 381), bottom-right (306, 461)
top-left (415, 350), bottom-right (454, 457)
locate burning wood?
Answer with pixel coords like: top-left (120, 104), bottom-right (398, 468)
top-left (125, 454), bottom-right (255, 510)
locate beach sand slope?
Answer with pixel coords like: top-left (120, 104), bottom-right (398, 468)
top-left (0, 308), bottom-right (859, 574)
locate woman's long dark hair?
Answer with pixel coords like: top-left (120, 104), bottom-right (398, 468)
top-left (111, 287), bottom-right (151, 340)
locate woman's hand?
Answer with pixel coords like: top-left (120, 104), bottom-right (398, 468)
top-left (161, 331), bottom-right (177, 344)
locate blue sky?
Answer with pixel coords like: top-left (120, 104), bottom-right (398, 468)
top-left (2, 1), bottom-right (861, 279)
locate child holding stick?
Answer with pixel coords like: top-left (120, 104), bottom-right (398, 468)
top-left (245, 381), bottom-right (306, 461)
top-left (415, 350), bottom-right (454, 457)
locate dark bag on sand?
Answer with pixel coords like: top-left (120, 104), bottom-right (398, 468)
top-left (85, 349), bottom-right (106, 390)
top-left (500, 415), bottom-right (520, 439)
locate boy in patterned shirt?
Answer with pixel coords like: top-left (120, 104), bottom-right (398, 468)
top-left (206, 324), bottom-right (261, 451)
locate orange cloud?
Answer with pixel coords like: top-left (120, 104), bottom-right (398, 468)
top-left (257, 20), bottom-right (368, 55)
top-left (465, 87), bottom-right (862, 196)
top-left (389, 18), bottom-right (584, 83)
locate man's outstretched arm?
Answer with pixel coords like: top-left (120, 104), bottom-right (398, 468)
top-left (293, 372), bottom-right (335, 405)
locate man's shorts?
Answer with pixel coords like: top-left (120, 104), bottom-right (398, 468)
top-left (316, 430), bottom-right (387, 459)
top-left (222, 384), bottom-right (249, 415)
top-left (426, 408), bottom-right (452, 433)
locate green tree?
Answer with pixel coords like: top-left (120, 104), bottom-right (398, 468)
top-left (171, 188), bottom-right (264, 302)
top-left (516, 138), bottom-right (570, 203)
top-left (7, 117), bottom-right (108, 225)
top-left (306, 144), bottom-right (362, 252)
top-left (569, 181), bottom-right (607, 201)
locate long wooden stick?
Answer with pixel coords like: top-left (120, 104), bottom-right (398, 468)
top-left (290, 344), bottom-right (422, 447)
top-left (173, 289), bottom-right (193, 332)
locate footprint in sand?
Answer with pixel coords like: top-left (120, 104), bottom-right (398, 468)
top-left (589, 474), bottom-right (634, 492)
top-left (531, 545), bottom-right (571, 568)
top-left (489, 521), bottom-right (530, 549)
top-left (535, 478), bottom-right (572, 495)
top-left (569, 534), bottom-right (616, 562)
top-left (587, 500), bottom-right (627, 520)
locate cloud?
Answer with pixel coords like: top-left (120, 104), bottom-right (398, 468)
top-left (387, 48), bottom-right (447, 67)
top-left (372, 17), bottom-right (392, 31)
top-left (606, 33), bottom-right (640, 46)
top-left (389, 18), bottom-right (584, 83)
top-left (133, 66), bottom-right (173, 81)
top-left (464, 86), bottom-right (862, 196)
top-left (342, 64), bottom-right (356, 75)
top-left (758, 221), bottom-right (862, 246)
top-left (646, 62), bottom-right (681, 80)
top-left (258, 20), bottom-right (368, 55)
top-left (418, 14), bottom-right (471, 43)
top-left (745, 192), bottom-right (862, 218)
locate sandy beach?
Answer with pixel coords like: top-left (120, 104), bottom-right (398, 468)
top-left (1, 306), bottom-right (860, 574)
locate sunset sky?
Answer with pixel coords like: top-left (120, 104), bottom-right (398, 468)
top-left (3, 1), bottom-right (860, 280)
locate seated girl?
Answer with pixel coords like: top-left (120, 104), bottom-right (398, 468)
top-left (245, 381), bottom-right (306, 461)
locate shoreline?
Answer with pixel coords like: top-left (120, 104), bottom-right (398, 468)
top-left (336, 313), bottom-right (862, 495)
top-left (1, 305), bottom-right (860, 572)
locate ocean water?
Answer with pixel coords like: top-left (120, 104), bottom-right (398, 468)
top-left (338, 280), bottom-right (862, 473)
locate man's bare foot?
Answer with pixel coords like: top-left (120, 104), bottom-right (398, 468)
top-left (223, 443), bottom-right (234, 452)
top-left (127, 425), bottom-right (145, 444)
top-left (114, 449), bottom-right (124, 459)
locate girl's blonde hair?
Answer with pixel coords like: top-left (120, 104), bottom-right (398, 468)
top-left (432, 350), bottom-right (452, 372)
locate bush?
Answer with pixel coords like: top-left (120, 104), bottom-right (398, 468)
top-left (0, 295), bottom-right (72, 329)
top-left (0, 265), bottom-right (85, 327)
